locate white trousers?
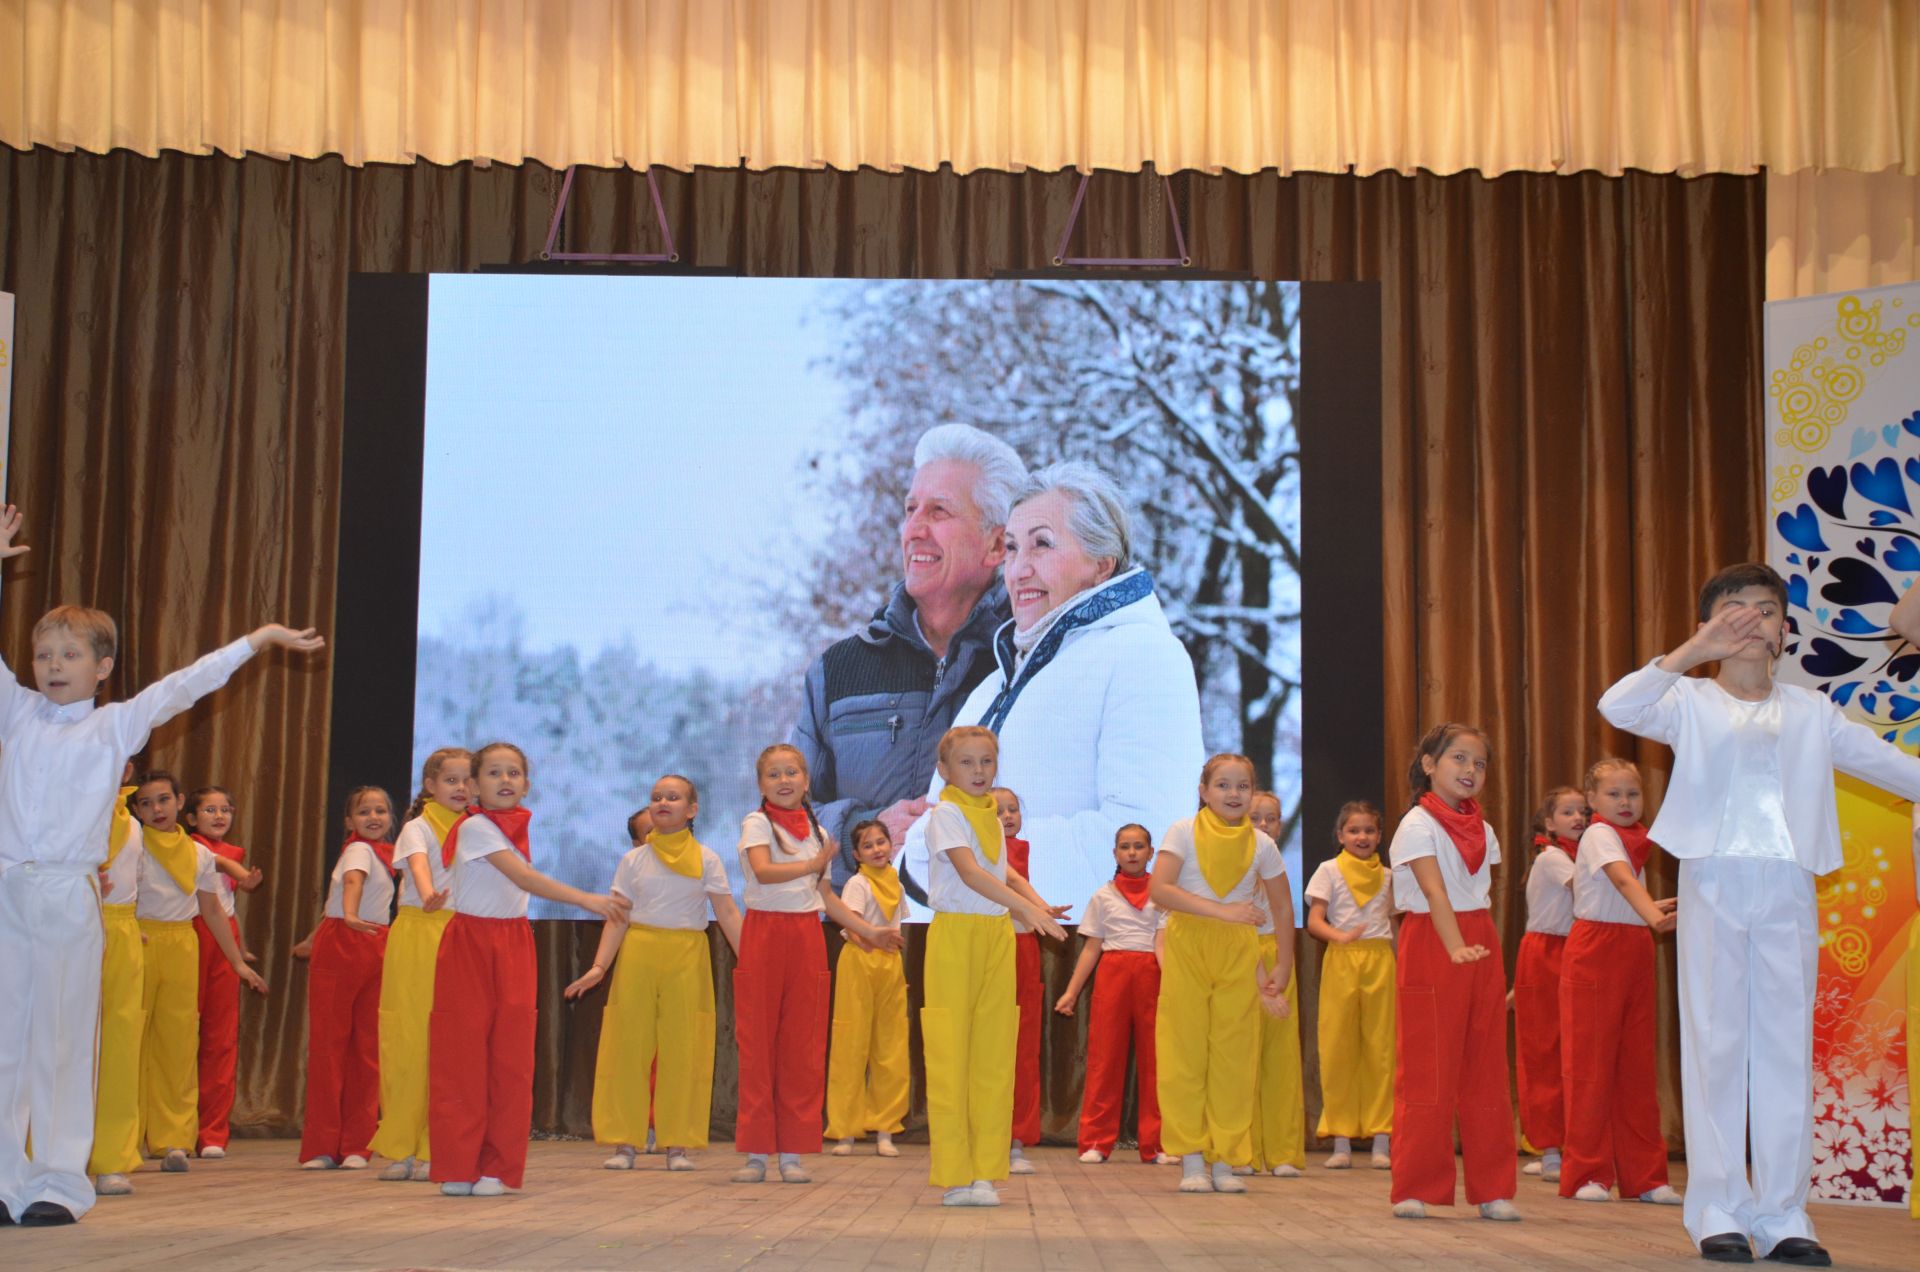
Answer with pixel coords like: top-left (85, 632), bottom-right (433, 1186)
top-left (1676, 857), bottom-right (1817, 1256)
top-left (0, 863), bottom-right (104, 1219)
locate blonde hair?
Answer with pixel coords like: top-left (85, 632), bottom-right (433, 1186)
top-left (937, 726), bottom-right (999, 766)
top-left (1334, 800), bottom-right (1382, 839)
top-left (1582, 757), bottom-right (1640, 792)
top-left (404, 746), bottom-right (475, 823)
top-left (472, 741), bottom-right (531, 778)
top-left (755, 744), bottom-right (809, 778)
top-left (34, 605), bottom-right (117, 661)
top-left (1199, 752), bottom-right (1258, 789)
top-left (342, 785), bottom-right (397, 840)
top-left (1530, 785), bottom-right (1583, 839)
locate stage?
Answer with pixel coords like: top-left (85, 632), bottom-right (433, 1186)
top-left (5, 1143), bottom-right (1911, 1271)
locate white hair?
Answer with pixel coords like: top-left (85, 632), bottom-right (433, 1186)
top-left (912, 424), bottom-right (1029, 528)
top-left (1016, 460), bottom-right (1135, 571)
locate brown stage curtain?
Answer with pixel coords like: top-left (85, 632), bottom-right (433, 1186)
top-left (0, 150), bottom-right (1760, 1147)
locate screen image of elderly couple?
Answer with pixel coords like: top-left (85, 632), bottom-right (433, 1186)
top-left (415, 276), bottom-right (1303, 920)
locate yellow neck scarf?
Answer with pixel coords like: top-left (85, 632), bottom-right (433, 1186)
top-left (860, 862), bottom-right (902, 920)
top-left (422, 800), bottom-right (461, 846)
top-left (1192, 806), bottom-right (1255, 899)
top-left (1335, 848), bottom-right (1385, 908)
top-left (648, 827), bottom-right (703, 879)
top-left (142, 823), bottom-right (198, 896)
top-left (104, 786), bottom-right (138, 869)
top-left (940, 785), bottom-right (1004, 865)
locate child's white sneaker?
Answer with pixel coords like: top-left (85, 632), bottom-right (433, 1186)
top-left (341, 1155), bottom-right (369, 1170)
top-left (94, 1174), bottom-right (133, 1197)
top-left (665, 1149), bottom-right (694, 1172)
top-left (441, 1181), bottom-right (474, 1196)
top-left (778, 1161), bottom-right (812, 1184)
top-left (875, 1133), bottom-right (898, 1158)
top-left (1392, 1199), bottom-right (1427, 1219)
top-left (198, 1145), bottom-right (225, 1160)
top-left (300, 1155), bottom-right (334, 1171)
top-left (1324, 1151), bottom-right (1352, 1170)
top-left (409, 1159), bottom-right (433, 1182)
top-left (163, 1150), bottom-right (190, 1173)
top-left (831, 1139), bottom-right (855, 1156)
top-left (942, 1185), bottom-right (978, 1206)
top-left (1231, 1165), bottom-right (1255, 1176)
top-left (603, 1146), bottom-right (637, 1170)
top-left (1078, 1149), bottom-right (1105, 1164)
top-left (1008, 1146), bottom-right (1036, 1175)
top-left (1639, 1185), bottom-right (1683, 1206)
top-left (472, 1176), bottom-right (506, 1197)
top-left (1178, 1173), bottom-right (1215, 1193)
top-left (1369, 1151), bottom-right (1391, 1170)
top-left (1479, 1199), bottom-right (1522, 1222)
top-left (731, 1158), bottom-right (767, 1184)
top-left (1574, 1181), bottom-right (1612, 1202)
top-left (1271, 1164), bottom-right (1302, 1178)
top-left (969, 1181), bottom-right (1000, 1207)
top-left (1152, 1152), bottom-right (1176, 1165)
top-left (1211, 1162), bottom-right (1248, 1194)
top-left (1522, 1158), bottom-right (1543, 1175)
top-left (379, 1157), bottom-right (414, 1181)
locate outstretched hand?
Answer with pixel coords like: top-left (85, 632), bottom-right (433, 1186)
top-left (0, 505), bottom-right (28, 560)
top-left (249, 625), bottom-right (327, 654)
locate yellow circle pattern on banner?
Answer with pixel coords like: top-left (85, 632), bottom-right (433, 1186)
top-left (1769, 296), bottom-right (1920, 463)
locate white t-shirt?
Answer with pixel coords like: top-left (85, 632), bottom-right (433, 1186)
top-left (1572, 822), bottom-right (1649, 926)
top-left (450, 816), bottom-right (530, 921)
top-left (1157, 816), bottom-right (1285, 906)
top-left (136, 839), bottom-right (220, 923)
top-left (1522, 846), bottom-right (1576, 936)
top-left (100, 835), bottom-right (143, 908)
top-left (610, 841), bottom-right (731, 930)
top-left (1303, 856), bottom-right (1395, 941)
top-left (1388, 805), bottom-right (1501, 914)
top-left (839, 872), bottom-right (906, 936)
top-left (924, 801), bottom-right (1009, 917)
top-left (736, 811), bottom-right (828, 914)
top-left (1077, 880), bottom-right (1159, 952)
top-left (324, 840), bottom-right (396, 925)
top-left (392, 814), bottom-right (457, 910)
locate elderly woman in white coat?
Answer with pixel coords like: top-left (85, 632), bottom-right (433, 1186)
top-left (907, 460), bottom-right (1205, 910)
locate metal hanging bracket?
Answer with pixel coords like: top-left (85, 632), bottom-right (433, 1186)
top-left (1051, 171), bottom-right (1190, 268)
top-left (540, 166), bottom-right (680, 263)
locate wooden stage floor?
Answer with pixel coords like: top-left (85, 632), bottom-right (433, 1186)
top-left (4, 1141), bottom-right (1912, 1270)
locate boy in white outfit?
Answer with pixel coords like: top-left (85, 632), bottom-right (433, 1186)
top-left (0, 506), bottom-right (323, 1225)
top-left (1598, 562), bottom-right (1920, 1268)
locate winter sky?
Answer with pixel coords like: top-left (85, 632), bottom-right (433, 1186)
top-left (421, 275), bottom-right (851, 676)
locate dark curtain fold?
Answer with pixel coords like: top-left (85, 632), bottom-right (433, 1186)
top-left (0, 149), bottom-right (1761, 1147)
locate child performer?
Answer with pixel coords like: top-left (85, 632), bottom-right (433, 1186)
top-left (1513, 786), bottom-right (1583, 1183)
top-left (994, 786), bottom-right (1055, 1176)
top-left (1245, 790), bottom-right (1305, 1179)
top-left (0, 508), bottom-right (316, 1226)
top-left (922, 727), bottom-right (1067, 1206)
top-left (133, 773), bottom-right (268, 1175)
top-left (430, 742), bottom-right (631, 1197)
top-left (1054, 822), bottom-right (1165, 1165)
top-left (570, 778), bottom-right (744, 1172)
top-left (182, 785), bottom-right (263, 1159)
top-left (89, 767), bottom-right (144, 1198)
top-left (299, 787), bottom-right (398, 1170)
top-left (825, 819), bottom-right (910, 1158)
top-left (1386, 724), bottom-right (1519, 1222)
top-left (1303, 800), bottom-right (1394, 1171)
top-left (734, 744), bottom-right (904, 1185)
top-left (1149, 753), bottom-right (1293, 1195)
top-left (368, 746), bottom-right (470, 1182)
top-left (1599, 563), bottom-right (1920, 1266)
top-left (1560, 758), bottom-right (1681, 1207)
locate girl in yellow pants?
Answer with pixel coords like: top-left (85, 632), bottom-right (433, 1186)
top-left (568, 779), bottom-right (743, 1171)
top-left (370, 747), bottom-right (470, 1180)
top-left (90, 786), bottom-right (144, 1197)
top-left (827, 821), bottom-right (910, 1156)
top-left (921, 727), bottom-right (1067, 1207)
top-left (1151, 754), bottom-right (1294, 1194)
top-left (1304, 801), bottom-right (1396, 1169)
top-left (1246, 792), bottom-right (1305, 1179)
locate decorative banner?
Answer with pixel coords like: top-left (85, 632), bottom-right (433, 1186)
top-left (1766, 281), bottom-right (1920, 1209)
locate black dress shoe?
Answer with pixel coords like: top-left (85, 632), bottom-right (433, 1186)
top-left (1700, 1233), bottom-right (1754, 1263)
top-left (18, 1201), bottom-right (77, 1226)
top-left (1764, 1239), bottom-right (1831, 1267)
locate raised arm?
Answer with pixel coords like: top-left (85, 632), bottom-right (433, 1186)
top-left (944, 848), bottom-right (1066, 940)
top-left (212, 854), bottom-right (264, 892)
top-left (1600, 861), bottom-right (1677, 933)
top-left (743, 839), bottom-right (834, 885)
top-left (484, 851), bottom-right (631, 922)
top-left (406, 854), bottom-right (446, 911)
top-left (1829, 702), bottom-right (1920, 803)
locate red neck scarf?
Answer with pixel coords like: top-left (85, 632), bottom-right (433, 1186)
top-left (1600, 818), bottom-right (1655, 874)
top-left (442, 805), bottom-right (532, 867)
top-left (1113, 869), bottom-right (1152, 909)
top-left (191, 833), bottom-right (246, 891)
top-left (349, 835), bottom-right (397, 872)
top-left (761, 801), bottom-right (815, 845)
top-left (1005, 834), bottom-right (1031, 881)
top-left (1533, 832), bottom-right (1580, 859)
top-left (1418, 792), bottom-right (1488, 874)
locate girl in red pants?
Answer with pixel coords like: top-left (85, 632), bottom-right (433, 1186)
top-left (183, 785), bottom-right (264, 1158)
top-left (1560, 759), bottom-right (1681, 1207)
top-left (996, 786), bottom-right (1070, 1176)
top-left (429, 742), bottom-right (630, 1197)
top-left (732, 745), bottom-right (904, 1185)
top-left (1054, 822), bottom-right (1165, 1164)
top-left (299, 787), bottom-right (398, 1170)
top-left (1386, 723), bottom-right (1519, 1222)
top-left (1513, 785), bottom-right (1584, 1183)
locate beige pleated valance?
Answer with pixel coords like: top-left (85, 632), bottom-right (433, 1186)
top-left (1, 0), bottom-right (1916, 177)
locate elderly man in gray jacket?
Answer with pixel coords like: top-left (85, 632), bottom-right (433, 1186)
top-left (793, 424), bottom-right (1026, 893)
